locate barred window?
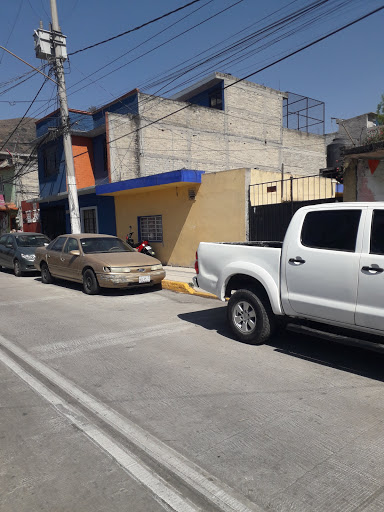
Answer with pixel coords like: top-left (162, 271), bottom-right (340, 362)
top-left (43, 145), bottom-right (59, 177)
top-left (139, 215), bottom-right (163, 242)
top-left (81, 207), bottom-right (98, 233)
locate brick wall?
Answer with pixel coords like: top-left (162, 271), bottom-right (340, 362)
top-left (107, 75), bottom-right (326, 181)
top-left (72, 136), bottom-right (95, 189)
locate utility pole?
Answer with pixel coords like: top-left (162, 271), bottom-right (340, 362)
top-left (34, 1), bottom-right (81, 233)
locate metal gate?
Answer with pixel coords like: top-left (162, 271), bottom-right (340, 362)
top-left (249, 175), bottom-right (339, 241)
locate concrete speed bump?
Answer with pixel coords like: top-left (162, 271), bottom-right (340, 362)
top-left (161, 280), bottom-right (217, 299)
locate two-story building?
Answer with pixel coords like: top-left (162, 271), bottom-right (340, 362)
top-left (32, 73), bottom-right (331, 265)
top-left (0, 151), bottom-right (39, 234)
top-left (33, 90), bottom-right (142, 239)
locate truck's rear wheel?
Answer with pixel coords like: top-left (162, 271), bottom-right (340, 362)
top-left (227, 289), bottom-right (275, 345)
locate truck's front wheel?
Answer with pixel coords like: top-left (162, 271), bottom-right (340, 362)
top-left (227, 289), bottom-right (275, 345)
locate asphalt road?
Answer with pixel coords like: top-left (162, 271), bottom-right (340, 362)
top-left (1, 268), bottom-right (384, 512)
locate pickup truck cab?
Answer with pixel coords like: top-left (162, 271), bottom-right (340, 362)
top-left (194, 203), bottom-right (384, 345)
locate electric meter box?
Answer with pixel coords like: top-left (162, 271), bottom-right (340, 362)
top-left (34, 29), bottom-right (67, 60)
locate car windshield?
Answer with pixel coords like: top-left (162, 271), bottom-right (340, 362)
top-left (80, 237), bottom-right (133, 254)
top-left (16, 235), bottom-right (50, 247)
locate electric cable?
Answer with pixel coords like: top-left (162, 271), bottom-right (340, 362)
top-left (65, 0), bottom-right (215, 93)
top-left (67, 0), bottom-right (244, 98)
top-left (105, 4), bottom-right (384, 149)
top-left (68, 0), bottom-right (205, 56)
top-left (0, 78), bottom-right (48, 153)
top-left (0, 0), bottom-right (24, 64)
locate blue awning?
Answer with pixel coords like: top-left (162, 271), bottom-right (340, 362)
top-left (96, 169), bottom-right (204, 196)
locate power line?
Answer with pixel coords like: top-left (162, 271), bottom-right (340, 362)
top-left (67, 0), bottom-right (242, 98)
top-left (68, 0), bottom-right (206, 56)
top-left (0, 0), bottom-right (24, 64)
top-left (0, 79), bottom-right (48, 153)
top-left (105, 4), bottom-right (384, 149)
top-left (36, 0), bottom-right (376, 171)
top-left (65, 0), bottom-right (215, 94)
top-left (10, 2), bottom-right (381, 183)
top-left (232, 3), bottom-right (384, 85)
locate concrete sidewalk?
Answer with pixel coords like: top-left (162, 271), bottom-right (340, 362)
top-left (162, 266), bottom-right (217, 299)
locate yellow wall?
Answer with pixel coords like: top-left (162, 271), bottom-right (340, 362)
top-left (343, 160), bottom-right (357, 201)
top-left (249, 169), bottom-right (336, 206)
top-left (113, 169), bottom-right (247, 267)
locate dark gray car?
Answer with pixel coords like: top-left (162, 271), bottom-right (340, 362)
top-left (0, 233), bottom-right (51, 276)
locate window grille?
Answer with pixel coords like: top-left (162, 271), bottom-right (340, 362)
top-left (81, 207), bottom-right (98, 233)
top-left (139, 215), bottom-right (163, 242)
top-left (43, 145), bottom-right (58, 177)
top-left (209, 89), bottom-right (223, 110)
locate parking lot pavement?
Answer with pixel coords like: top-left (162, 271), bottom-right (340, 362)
top-left (2, 269), bottom-right (384, 512)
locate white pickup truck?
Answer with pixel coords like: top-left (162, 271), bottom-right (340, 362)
top-left (194, 203), bottom-right (384, 347)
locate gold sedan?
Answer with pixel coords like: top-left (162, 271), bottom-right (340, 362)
top-left (34, 234), bottom-right (166, 295)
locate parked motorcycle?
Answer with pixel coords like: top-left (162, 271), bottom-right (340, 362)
top-left (126, 229), bottom-right (155, 257)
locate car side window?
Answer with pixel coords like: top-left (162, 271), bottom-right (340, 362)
top-left (0, 235), bottom-right (7, 246)
top-left (370, 210), bottom-right (384, 255)
top-left (5, 236), bottom-right (14, 248)
top-left (64, 238), bottom-right (79, 253)
top-left (50, 237), bottom-right (66, 252)
top-left (301, 210), bottom-right (362, 252)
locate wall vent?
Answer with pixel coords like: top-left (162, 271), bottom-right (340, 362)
top-left (188, 189), bottom-right (196, 200)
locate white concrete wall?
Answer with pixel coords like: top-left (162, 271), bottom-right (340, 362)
top-left (107, 75), bottom-right (326, 182)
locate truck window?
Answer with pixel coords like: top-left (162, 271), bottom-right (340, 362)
top-left (370, 210), bottom-right (384, 255)
top-left (301, 210), bottom-right (361, 252)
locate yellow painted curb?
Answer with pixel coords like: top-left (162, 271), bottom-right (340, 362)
top-left (161, 280), bottom-right (217, 299)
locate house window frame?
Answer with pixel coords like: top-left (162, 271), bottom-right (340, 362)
top-left (209, 89), bottom-right (223, 110)
top-left (80, 206), bottom-right (99, 234)
top-left (43, 144), bottom-right (59, 178)
top-left (138, 215), bottom-right (163, 243)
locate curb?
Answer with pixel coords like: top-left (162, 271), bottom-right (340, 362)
top-left (161, 280), bottom-right (217, 299)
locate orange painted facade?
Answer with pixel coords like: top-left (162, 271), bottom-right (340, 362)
top-left (71, 136), bottom-right (95, 189)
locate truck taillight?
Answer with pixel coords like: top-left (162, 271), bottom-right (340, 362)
top-left (195, 251), bottom-right (199, 274)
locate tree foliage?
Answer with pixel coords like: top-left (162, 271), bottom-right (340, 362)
top-left (377, 93), bottom-right (384, 125)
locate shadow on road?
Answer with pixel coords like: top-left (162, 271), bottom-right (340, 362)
top-left (178, 307), bottom-right (384, 383)
top-left (32, 276), bottom-right (163, 297)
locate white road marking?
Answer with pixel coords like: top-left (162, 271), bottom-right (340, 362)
top-left (31, 322), bottom-right (192, 359)
top-left (0, 348), bottom-right (198, 512)
top-left (0, 334), bottom-right (262, 512)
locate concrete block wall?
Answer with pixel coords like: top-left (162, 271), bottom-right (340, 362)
top-left (107, 113), bottom-right (140, 182)
top-left (107, 74), bottom-right (326, 182)
top-left (282, 129), bottom-right (326, 176)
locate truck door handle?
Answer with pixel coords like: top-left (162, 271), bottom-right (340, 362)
top-left (362, 265), bottom-right (384, 273)
top-left (289, 257), bottom-right (306, 264)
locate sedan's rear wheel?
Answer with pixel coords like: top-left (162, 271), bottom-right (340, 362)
top-left (14, 259), bottom-right (22, 277)
top-left (41, 262), bottom-right (54, 284)
top-left (83, 269), bottom-right (100, 295)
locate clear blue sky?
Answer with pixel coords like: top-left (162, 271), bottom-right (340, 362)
top-left (0, 0), bottom-right (383, 133)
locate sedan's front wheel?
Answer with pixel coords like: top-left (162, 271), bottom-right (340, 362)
top-left (14, 259), bottom-right (22, 277)
top-left (83, 269), bottom-right (100, 295)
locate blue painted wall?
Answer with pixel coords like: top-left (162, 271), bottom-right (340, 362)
top-left (38, 138), bottom-right (67, 197)
top-left (185, 82), bottom-right (224, 110)
top-left (92, 93), bottom-right (139, 129)
top-left (36, 110), bottom-right (94, 138)
top-left (40, 194), bottom-right (116, 236)
top-left (92, 134), bottom-right (108, 185)
top-left (36, 93), bottom-right (139, 138)
top-left (36, 92), bottom-right (140, 199)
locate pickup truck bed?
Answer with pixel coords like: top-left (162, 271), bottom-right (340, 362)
top-left (194, 202), bottom-right (384, 346)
